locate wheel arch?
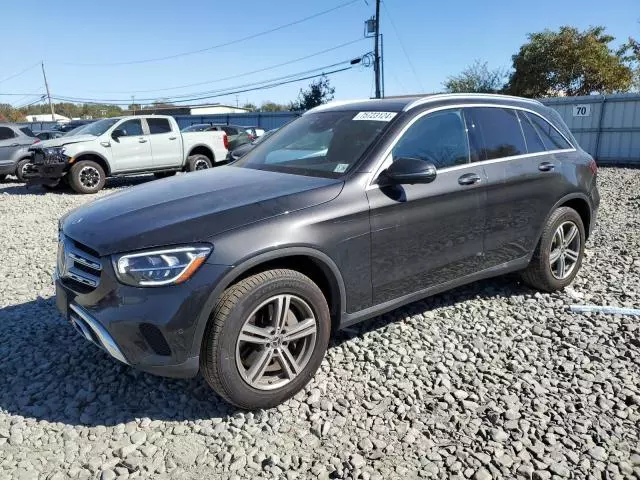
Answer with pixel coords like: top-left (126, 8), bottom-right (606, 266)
top-left (191, 247), bottom-right (347, 358)
top-left (536, 193), bottom-right (593, 247)
top-left (188, 144), bottom-right (215, 163)
top-left (73, 152), bottom-right (111, 176)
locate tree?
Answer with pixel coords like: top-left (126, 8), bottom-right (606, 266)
top-left (259, 101), bottom-right (288, 112)
top-left (618, 36), bottom-right (640, 91)
top-left (444, 60), bottom-right (508, 93)
top-left (242, 103), bottom-right (257, 111)
top-left (290, 75), bottom-right (335, 111)
top-left (506, 26), bottom-right (633, 97)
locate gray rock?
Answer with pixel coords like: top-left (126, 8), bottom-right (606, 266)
top-left (474, 468), bottom-right (492, 480)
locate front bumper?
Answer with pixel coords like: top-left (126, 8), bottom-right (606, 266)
top-left (55, 257), bottom-right (231, 378)
top-left (0, 160), bottom-right (17, 176)
top-left (25, 148), bottom-right (68, 184)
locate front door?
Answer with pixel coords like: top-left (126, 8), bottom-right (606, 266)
top-left (367, 108), bottom-right (487, 305)
top-left (0, 126), bottom-right (21, 166)
top-left (145, 117), bottom-right (182, 168)
top-left (109, 119), bottom-right (153, 172)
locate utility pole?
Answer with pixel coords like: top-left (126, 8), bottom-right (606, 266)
top-left (132, 95), bottom-right (136, 116)
top-left (373, 0), bottom-right (381, 98)
top-left (41, 61), bottom-right (55, 121)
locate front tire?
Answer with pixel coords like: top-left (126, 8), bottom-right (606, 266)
top-left (521, 207), bottom-right (585, 292)
top-left (200, 269), bottom-right (331, 409)
top-left (68, 160), bottom-right (106, 194)
top-left (15, 158), bottom-right (31, 182)
top-left (0, 174), bottom-right (6, 183)
top-left (186, 154), bottom-right (212, 172)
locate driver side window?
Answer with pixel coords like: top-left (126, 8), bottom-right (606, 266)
top-left (392, 109), bottom-right (470, 169)
top-left (117, 119), bottom-right (143, 137)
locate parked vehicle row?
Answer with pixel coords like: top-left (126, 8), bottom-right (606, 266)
top-left (182, 123), bottom-right (255, 150)
top-left (0, 123), bottom-right (38, 182)
top-left (228, 128), bottom-right (277, 161)
top-left (53, 93), bottom-right (599, 409)
top-left (27, 115), bottom-right (229, 193)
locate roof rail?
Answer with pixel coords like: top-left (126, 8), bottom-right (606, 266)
top-left (403, 93), bottom-right (543, 111)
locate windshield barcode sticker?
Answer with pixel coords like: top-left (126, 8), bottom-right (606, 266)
top-left (353, 111), bottom-right (397, 122)
top-left (334, 164), bottom-right (349, 173)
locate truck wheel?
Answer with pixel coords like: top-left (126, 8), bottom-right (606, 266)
top-left (0, 174), bottom-right (6, 183)
top-left (15, 158), bottom-right (31, 182)
top-left (69, 160), bottom-right (106, 194)
top-left (521, 207), bottom-right (585, 292)
top-left (187, 154), bottom-right (212, 172)
top-left (200, 269), bottom-right (331, 409)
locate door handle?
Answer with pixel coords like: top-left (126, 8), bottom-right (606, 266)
top-left (458, 173), bottom-right (481, 186)
top-left (538, 162), bottom-right (555, 172)
top-left (168, 136), bottom-right (177, 140)
top-left (138, 138), bottom-right (148, 143)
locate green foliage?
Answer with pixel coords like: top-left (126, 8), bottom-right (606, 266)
top-left (242, 103), bottom-right (257, 111)
top-left (444, 60), bottom-right (508, 93)
top-left (259, 101), bottom-right (289, 112)
top-left (507, 26), bottom-right (633, 97)
top-left (618, 37), bottom-right (640, 91)
top-left (290, 75), bottom-right (335, 111)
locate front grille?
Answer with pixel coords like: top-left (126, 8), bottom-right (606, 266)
top-left (58, 235), bottom-right (102, 291)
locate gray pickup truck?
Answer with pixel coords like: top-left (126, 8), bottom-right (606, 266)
top-left (0, 123), bottom-right (38, 182)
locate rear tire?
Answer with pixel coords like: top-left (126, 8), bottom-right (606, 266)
top-left (521, 207), bottom-right (585, 292)
top-left (186, 154), bottom-right (212, 172)
top-left (15, 158), bottom-right (31, 182)
top-left (69, 160), bottom-right (106, 194)
top-left (0, 174), bottom-right (6, 183)
top-left (200, 269), bottom-right (330, 409)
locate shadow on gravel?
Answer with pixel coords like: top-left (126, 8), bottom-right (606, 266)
top-left (0, 175), bottom-right (157, 195)
top-left (0, 275), bottom-right (534, 427)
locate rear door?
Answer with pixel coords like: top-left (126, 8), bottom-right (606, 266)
top-left (145, 117), bottom-right (182, 168)
top-left (467, 106), bottom-right (574, 268)
top-left (109, 119), bottom-right (153, 172)
top-left (0, 126), bottom-right (20, 165)
top-left (367, 108), bottom-right (488, 304)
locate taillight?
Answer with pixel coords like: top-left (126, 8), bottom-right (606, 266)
top-left (247, 134), bottom-right (255, 141)
top-left (33, 139), bottom-right (40, 144)
top-left (588, 158), bottom-right (598, 175)
top-left (223, 133), bottom-right (229, 150)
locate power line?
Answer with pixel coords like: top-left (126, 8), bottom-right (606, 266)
top-left (53, 58), bottom-right (362, 103)
top-left (88, 38), bottom-right (367, 94)
top-left (0, 92), bottom-right (46, 96)
top-left (0, 62), bottom-right (41, 85)
top-left (62, 1), bottom-right (361, 66)
top-left (381, 0), bottom-right (424, 92)
top-left (15, 96), bottom-right (45, 109)
top-left (51, 66), bottom-right (355, 106)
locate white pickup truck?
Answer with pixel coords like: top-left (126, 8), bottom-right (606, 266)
top-left (27, 115), bottom-right (228, 193)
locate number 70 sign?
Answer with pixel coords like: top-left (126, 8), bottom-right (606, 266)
top-left (572, 104), bottom-right (591, 117)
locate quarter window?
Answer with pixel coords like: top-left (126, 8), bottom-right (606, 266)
top-left (525, 112), bottom-right (572, 150)
top-left (392, 109), bottom-right (469, 169)
top-left (467, 107), bottom-right (526, 160)
top-left (517, 111), bottom-right (546, 154)
top-left (0, 127), bottom-right (16, 140)
top-left (117, 119), bottom-right (143, 137)
top-left (147, 118), bottom-right (172, 134)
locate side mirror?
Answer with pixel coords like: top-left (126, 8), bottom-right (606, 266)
top-left (379, 157), bottom-right (437, 185)
top-left (111, 129), bottom-right (125, 140)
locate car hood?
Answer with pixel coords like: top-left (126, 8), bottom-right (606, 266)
top-left (61, 166), bottom-right (343, 256)
top-left (36, 134), bottom-right (97, 148)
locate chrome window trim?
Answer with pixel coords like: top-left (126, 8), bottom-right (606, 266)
top-left (366, 103), bottom-right (576, 190)
top-left (403, 93), bottom-right (543, 111)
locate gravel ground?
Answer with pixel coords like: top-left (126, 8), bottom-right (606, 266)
top-left (0, 168), bottom-right (639, 480)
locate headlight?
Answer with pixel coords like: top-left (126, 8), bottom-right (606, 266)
top-left (113, 245), bottom-right (211, 287)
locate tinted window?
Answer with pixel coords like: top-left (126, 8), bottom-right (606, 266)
top-left (468, 107), bottom-right (526, 160)
top-left (147, 118), bottom-right (172, 134)
top-left (118, 119), bottom-right (143, 137)
top-left (19, 127), bottom-right (35, 137)
top-left (222, 126), bottom-right (238, 135)
top-left (525, 112), bottom-right (572, 150)
top-left (517, 111), bottom-right (546, 153)
top-left (392, 109), bottom-right (469, 169)
top-left (0, 127), bottom-right (16, 140)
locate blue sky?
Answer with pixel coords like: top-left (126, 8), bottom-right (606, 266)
top-left (1, 0), bottom-right (638, 109)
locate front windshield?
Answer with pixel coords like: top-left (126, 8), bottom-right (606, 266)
top-left (73, 118), bottom-right (119, 137)
top-left (233, 111), bottom-right (391, 178)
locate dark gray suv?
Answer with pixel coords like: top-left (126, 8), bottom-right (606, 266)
top-left (55, 94), bottom-right (599, 409)
top-left (0, 123), bottom-right (37, 182)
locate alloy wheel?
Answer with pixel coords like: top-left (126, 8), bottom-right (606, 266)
top-left (549, 221), bottom-right (580, 280)
top-left (79, 166), bottom-right (100, 188)
top-left (194, 159), bottom-right (209, 170)
top-left (235, 294), bottom-right (317, 390)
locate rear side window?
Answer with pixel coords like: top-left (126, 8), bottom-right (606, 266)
top-left (393, 109), bottom-right (469, 169)
top-left (147, 118), bottom-right (172, 134)
top-left (19, 127), bottom-right (35, 137)
top-left (222, 127), bottom-right (238, 135)
top-left (467, 107), bottom-right (526, 160)
top-left (525, 112), bottom-right (572, 150)
top-left (0, 127), bottom-right (16, 140)
top-left (517, 111), bottom-right (546, 154)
